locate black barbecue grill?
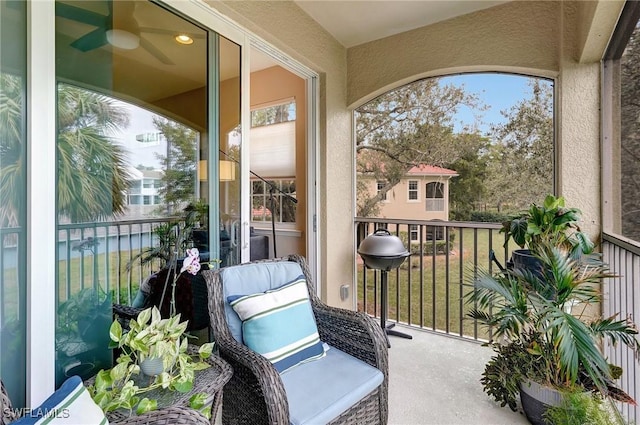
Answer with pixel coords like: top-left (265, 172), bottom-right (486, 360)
top-left (357, 228), bottom-right (412, 346)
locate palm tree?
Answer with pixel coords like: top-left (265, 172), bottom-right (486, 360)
top-left (0, 73), bottom-right (26, 227)
top-left (1, 77), bottom-right (133, 225)
top-left (57, 83), bottom-right (132, 223)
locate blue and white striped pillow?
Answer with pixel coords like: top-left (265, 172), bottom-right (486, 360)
top-left (11, 375), bottom-right (107, 425)
top-left (229, 276), bottom-right (326, 373)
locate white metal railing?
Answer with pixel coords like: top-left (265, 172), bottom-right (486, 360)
top-left (602, 233), bottom-right (640, 424)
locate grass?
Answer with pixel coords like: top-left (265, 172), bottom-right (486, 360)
top-left (357, 227), bottom-right (514, 341)
top-left (1, 250), bottom-right (160, 322)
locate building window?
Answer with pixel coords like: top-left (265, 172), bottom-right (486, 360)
top-left (250, 101), bottom-right (297, 181)
top-left (409, 224), bottom-right (419, 242)
top-left (251, 101), bottom-right (296, 127)
top-left (426, 182), bottom-right (444, 211)
top-left (377, 181), bottom-right (387, 201)
top-left (251, 179), bottom-right (297, 224)
top-left (408, 180), bottom-right (418, 201)
top-left (143, 196), bottom-right (152, 205)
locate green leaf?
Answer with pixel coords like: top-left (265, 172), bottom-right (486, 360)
top-left (189, 392), bottom-right (207, 410)
top-left (173, 378), bottom-right (194, 393)
top-left (110, 361), bottom-right (129, 381)
top-left (136, 397), bottom-right (158, 415)
top-left (109, 320), bottom-right (123, 343)
top-left (199, 342), bottom-right (214, 359)
top-left (137, 308), bottom-right (152, 326)
top-left (94, 369), bottom-right (113, 391)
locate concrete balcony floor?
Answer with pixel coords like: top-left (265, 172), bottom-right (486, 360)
top-left (388, 325), bottom-right (530, 425)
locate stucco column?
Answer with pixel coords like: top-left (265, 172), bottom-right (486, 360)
top-left (556, 1), bottom-right (602, 240)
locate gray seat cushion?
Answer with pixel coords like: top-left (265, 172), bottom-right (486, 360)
top-left (280, 344), bottom-right (384, 425)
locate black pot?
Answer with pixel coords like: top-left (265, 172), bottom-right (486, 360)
top-left (358, 229), bottom-right (410, 271)
top-left (511, 249), bottom-right (544, 276)
top-left (519, 379), bottom-right (563, 425)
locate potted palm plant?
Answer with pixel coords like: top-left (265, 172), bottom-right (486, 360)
top-left (467, 242), bottom-right (640, 424)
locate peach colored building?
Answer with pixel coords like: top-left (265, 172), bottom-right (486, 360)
top-left (363, 165), bottom-right (458, 222)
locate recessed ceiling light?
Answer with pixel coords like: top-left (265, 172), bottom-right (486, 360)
top-left (175, 34), bottom-right (193, 45)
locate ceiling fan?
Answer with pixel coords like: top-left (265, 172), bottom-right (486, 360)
top-left (56, 1), bottom-right (203, 65)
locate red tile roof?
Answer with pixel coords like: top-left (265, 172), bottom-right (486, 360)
top-left (407, 164), bottom-right (458, 176)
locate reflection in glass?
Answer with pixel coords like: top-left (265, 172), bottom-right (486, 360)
top-left (219, 36), bottom-right (241, 267)
top-left (55, 0), bottom-right (208, 386)
top-left (0, 0), bottom-right (27, 408)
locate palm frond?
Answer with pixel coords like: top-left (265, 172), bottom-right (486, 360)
top-left (549, 309), bottom-right (611, 391)
top-left (590, 316), bottom-right (640, 357)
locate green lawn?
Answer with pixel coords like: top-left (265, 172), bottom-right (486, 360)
top-left (57, 250), bottom-right (161, 305)
top-left (357, 227), bottom-right (514, 341)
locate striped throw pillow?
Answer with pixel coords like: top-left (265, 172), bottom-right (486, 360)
top-left (11, 375), bottom-right (108, 425)
top-left (229, 276), bottom-right (326, 373)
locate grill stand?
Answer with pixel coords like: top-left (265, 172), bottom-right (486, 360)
top-left (379, 269), bottom-right (413, 347)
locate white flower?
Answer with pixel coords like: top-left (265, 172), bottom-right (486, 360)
top-left (180, 248), bottom-right (201, 275)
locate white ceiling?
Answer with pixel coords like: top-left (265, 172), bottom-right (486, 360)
top-left (294, 0), bottom-right (510, 48)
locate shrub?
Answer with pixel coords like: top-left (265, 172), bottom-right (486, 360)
top-left (470, 211), bottom-right (510, 223)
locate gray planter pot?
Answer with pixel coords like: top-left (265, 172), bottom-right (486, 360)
top-left (140, 357), bottom-right (164, 377)
top-left (519, 379), bottom-right (563, 425)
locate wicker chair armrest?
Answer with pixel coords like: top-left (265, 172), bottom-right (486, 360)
top-left (313, 302), bottom-right (388, 374)
top-left (111, 405), bottom-right (210, 425)
top-left (215, 333), bottom-right (290, 424)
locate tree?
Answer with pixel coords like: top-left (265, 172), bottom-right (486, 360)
top-left (447, 133), bottom-right (490, 220)
top-left (56, 84), bottom-right (132, 223)
top-left (0, 73), bottom-right (25, 227)
top-left (484, 79), bottom-right (554, 212)
top-left (355, 78), bottom-right (483, 217)
top-left (154, 117), bottom-right (198, 215)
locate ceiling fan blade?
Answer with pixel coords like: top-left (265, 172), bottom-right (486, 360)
top-left (56, 2), bottom-right (108, 28)
top-left (138, 27), bottom-right (206, 39)
top-left (71, 27), bottom-right (108, 52)
top-left (139, 38), bottom-right (174, 65)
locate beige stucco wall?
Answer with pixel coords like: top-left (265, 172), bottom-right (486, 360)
top-left (204, 0), bottom-right (624, 309)
top-left (347, 1), bottom-right (561, 108)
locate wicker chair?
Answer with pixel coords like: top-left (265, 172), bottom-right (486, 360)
top-left (202, 255), bottom-right (389, 424)
top-left (0, 381), bottom-right (211, 425)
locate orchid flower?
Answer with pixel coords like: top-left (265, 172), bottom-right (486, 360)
top-left (169, 248), bottom-right (201, 317)
top-left (180, 248), bottom-right (201, 275)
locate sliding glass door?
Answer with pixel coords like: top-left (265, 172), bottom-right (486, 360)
top-left (54, 0), bottom-right (242, 385)
top-left (0, 0), bottom-right (28, 408)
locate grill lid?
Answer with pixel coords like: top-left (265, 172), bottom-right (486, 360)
top-left (357, 229), bottom-right (410, 258)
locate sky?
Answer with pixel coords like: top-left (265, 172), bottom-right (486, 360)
top-left (442, 73), bottom-right (552, 134)
top-left (111, 103), bottom-right (169, 171)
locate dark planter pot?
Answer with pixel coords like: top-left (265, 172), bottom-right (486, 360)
top-left (519, 379), bottom-right (563, 425)
top-left (511, 249), bottom-right (545, 278)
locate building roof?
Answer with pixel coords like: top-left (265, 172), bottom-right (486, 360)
top-left (407, 164), bottom-right (459, 177)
